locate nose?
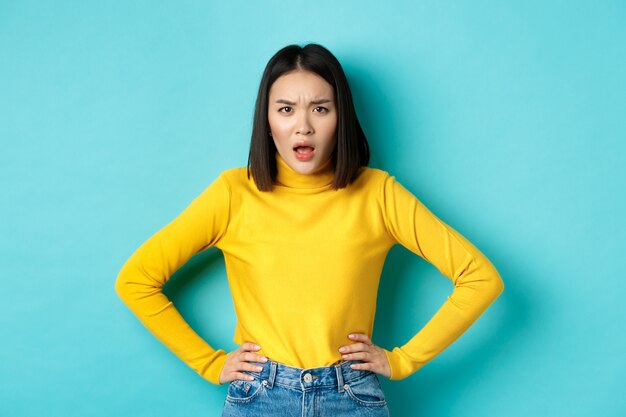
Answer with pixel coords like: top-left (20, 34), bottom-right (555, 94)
top-left (296, 113), bottom-right (314, 135)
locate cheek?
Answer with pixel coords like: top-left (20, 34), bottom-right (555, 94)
top-left (326, 113), bottom-right (338, 132)
top-left (268, 117), bottom-right (293, 142)
top-left (321, 118), bottom-right (338, 144)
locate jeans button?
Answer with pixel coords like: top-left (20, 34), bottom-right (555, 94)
top-left (303, 373), bottom-right (313, 383)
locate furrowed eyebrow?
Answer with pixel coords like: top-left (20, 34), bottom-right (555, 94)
top-left (275, 99), bottom-right (296, 105)
top-left (274, 99), bottom-right (332, 105)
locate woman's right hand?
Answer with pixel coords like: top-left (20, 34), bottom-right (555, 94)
top-left (218, 342), bottom-right (268, 384)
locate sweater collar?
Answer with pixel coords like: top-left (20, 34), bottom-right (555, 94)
top-left (275, 152), bottom-right (334, 189)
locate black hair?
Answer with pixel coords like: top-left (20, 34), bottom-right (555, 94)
top-left (247, 43), bottom-right (369, 191)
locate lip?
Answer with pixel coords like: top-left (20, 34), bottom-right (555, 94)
top-left (292, 140), bottom-right (316, 162)
top-left (294, 147), bottom-right (315, 161)
top-left (292, 140), bottom-right (316, 150)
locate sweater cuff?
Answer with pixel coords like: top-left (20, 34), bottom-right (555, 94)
top-left (201, 350), bottom-right (229, 385)
top-left (383, 347), bottom-right (425, 380)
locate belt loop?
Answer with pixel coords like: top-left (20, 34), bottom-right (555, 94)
top-left (335, 363), bottom-right (345, 392)
top-left (266, 361), bottom-right (277, 389)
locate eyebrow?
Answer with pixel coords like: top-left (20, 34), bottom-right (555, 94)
top-left (274, 99), bottom-right (333, 105)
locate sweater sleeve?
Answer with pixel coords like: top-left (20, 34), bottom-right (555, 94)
top-left (115, 173), bottom-right (231, 385)
top-left (379, 174), bottom-right (504, 380)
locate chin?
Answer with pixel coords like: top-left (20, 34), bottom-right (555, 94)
top-left (288, 156), bottom-right (322, 173)
top-left (291, 163), bottom-right (318, 175)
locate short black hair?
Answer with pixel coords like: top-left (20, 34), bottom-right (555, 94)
top-left (247, 44), bottom-right (370, 191)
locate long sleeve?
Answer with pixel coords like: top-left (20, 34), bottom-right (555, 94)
top-left (115, 174), bottom-right (231, 385)
top-left (379, 175), bottom-right (504, 380)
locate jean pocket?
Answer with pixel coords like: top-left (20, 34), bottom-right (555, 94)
top-left (343, 373), bottom-right (387, 408)
top-left (225, 378), bottom-right (266, 404)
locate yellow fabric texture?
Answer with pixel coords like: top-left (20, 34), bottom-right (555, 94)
top-left (115, 152), bottom-right (504, 385)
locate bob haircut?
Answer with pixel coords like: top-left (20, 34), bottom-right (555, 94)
top-left (247, 44), bottom-right (370, 191)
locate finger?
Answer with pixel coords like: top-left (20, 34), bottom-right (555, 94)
top-left (231, 372), bottom-right (255, 382)
top-left (349, 362), bottom-right (374, 371)
top-left (341, 351), bottom-right (370, 361)
top-left (239, 342), bottom-right (261, 352)
top-left (241, 351), bottom-right (268, 363)
top-left (238, 361), bottom-right (265, 373)
top-left (348, 333), bottom-right (372, 343)
top-left (339, 342), bottom-right (368, 353)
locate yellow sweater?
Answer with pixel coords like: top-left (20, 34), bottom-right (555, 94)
top-left (115, 152), bottom-right (504, 385)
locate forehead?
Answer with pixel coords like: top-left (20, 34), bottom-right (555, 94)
top-left (269, 70), bottom-right (334, 99)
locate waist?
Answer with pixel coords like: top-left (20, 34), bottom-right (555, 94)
top-left (233, 323), bottom-right (376, 370)
top-left (242, 358), bottom-right (373, 390)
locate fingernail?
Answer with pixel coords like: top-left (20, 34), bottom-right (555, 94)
top-left (254, 345), bottom-right (261, 350)
top-left (342, 355), bottom-right (348, 359)
top-left (256, 367), bottom-right (263, 372)
top-left (261, 357), bottom-right (268, 362)
top-left (338, 347), bottom-right (346, 353)
top-left (348, 334), bottom-right (355, 339)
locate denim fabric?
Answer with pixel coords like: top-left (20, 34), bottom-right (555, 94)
top-left (221, 359), bottom-right (389, 417)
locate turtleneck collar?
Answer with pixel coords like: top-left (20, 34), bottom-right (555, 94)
top-left (275, 152), bottom-right (334, 189)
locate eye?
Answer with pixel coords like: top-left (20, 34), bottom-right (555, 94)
top-left (313, 106), bottom-right (329, 113)
top-left (278, 106), bottom-right (293, 113)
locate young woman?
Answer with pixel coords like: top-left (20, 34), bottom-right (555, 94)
top-left (116, 44), bottom-right (504, 416)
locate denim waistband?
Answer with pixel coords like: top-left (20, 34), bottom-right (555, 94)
top-left (242, 359), bottom-right (372, 392)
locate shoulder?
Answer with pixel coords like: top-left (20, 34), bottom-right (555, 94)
top-left (353, 166), bottom-right (394, 190)
top-left (210, 166), bottom-right (255, 188)
top-left (217, 167), bottom-right (249, 183)
top-left (208, 167), bottom-right (260, 198)
top-left (353, 167), bottom-right (418, 205)
top-left (359, 166), bottom-right (392, 180)
top-left (189, 167), bottom-right (248, 197)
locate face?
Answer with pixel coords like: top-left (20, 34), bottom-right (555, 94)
top-left (268, 70), bottom-right (337, 175)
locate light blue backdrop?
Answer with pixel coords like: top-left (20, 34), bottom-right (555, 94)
top-left (1, 1), bottom-right (624, 416)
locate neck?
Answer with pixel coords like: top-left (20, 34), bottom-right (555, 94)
top-left (275, 152), bottom-right (334, 189)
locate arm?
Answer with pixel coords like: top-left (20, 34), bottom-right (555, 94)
top-left (380, 175), bottom-right (504, 380)
top-left (115, 174), bottom-right (231, 385)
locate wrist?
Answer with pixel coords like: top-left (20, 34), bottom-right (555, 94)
top-left (204, 350), bottom-right (229, 385)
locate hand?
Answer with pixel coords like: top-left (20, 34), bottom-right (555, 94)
top-left (338, 333), bottom-right (391, 378)
top-left (219, 342), bottom-right (268, 384)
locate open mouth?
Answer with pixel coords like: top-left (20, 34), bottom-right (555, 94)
top-left (293, 145), bottom-right (315, 154)
top-left (293, 145), bottom-right (316, 161)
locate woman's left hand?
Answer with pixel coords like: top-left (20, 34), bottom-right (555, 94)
top-left (338, 333), bottom-right (391, 378)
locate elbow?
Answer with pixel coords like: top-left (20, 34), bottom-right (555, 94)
top-left (114, 259), bottom-right (168, 316)
top-left (487, 266), bottom-right (504, 302)
top-left (458, 257), bottom-right (504, 302)
top-left (115, 268), bottom-right (131, 304)
top-left (114, 259), bottom-right (141, 305)
top-left (466, 260), bottom-right (504, 306)
top-left (494, 274), bottom-right (504, 299)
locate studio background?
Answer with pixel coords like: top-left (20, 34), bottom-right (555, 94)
top-left (1, 1), bottom-right (624, 416)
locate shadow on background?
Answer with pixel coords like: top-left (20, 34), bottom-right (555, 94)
top-left (162, 247), bottom-right (235, 354)
top-left (375, 245), bottom-right (536, 415)
top-left (163, 248), bottom-right (225, 300)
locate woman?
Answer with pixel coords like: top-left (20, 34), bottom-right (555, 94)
top-left (115, 43), bottom-right (504, 416)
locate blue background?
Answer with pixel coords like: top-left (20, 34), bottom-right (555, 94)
top-left (1, 1), bottom-right (624, 416)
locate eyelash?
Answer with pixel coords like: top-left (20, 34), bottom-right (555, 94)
top-left (278, 107), bottom-right (329, 113)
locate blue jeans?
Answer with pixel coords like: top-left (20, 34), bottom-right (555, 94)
top-left (221, 359), bottom-right (390, 417)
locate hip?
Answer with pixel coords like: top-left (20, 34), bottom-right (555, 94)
top-left (221, 358), bottom-right (389, 417)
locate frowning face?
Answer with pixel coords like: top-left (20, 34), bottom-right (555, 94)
top-left (268, 70), bottom-right (337, 175)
